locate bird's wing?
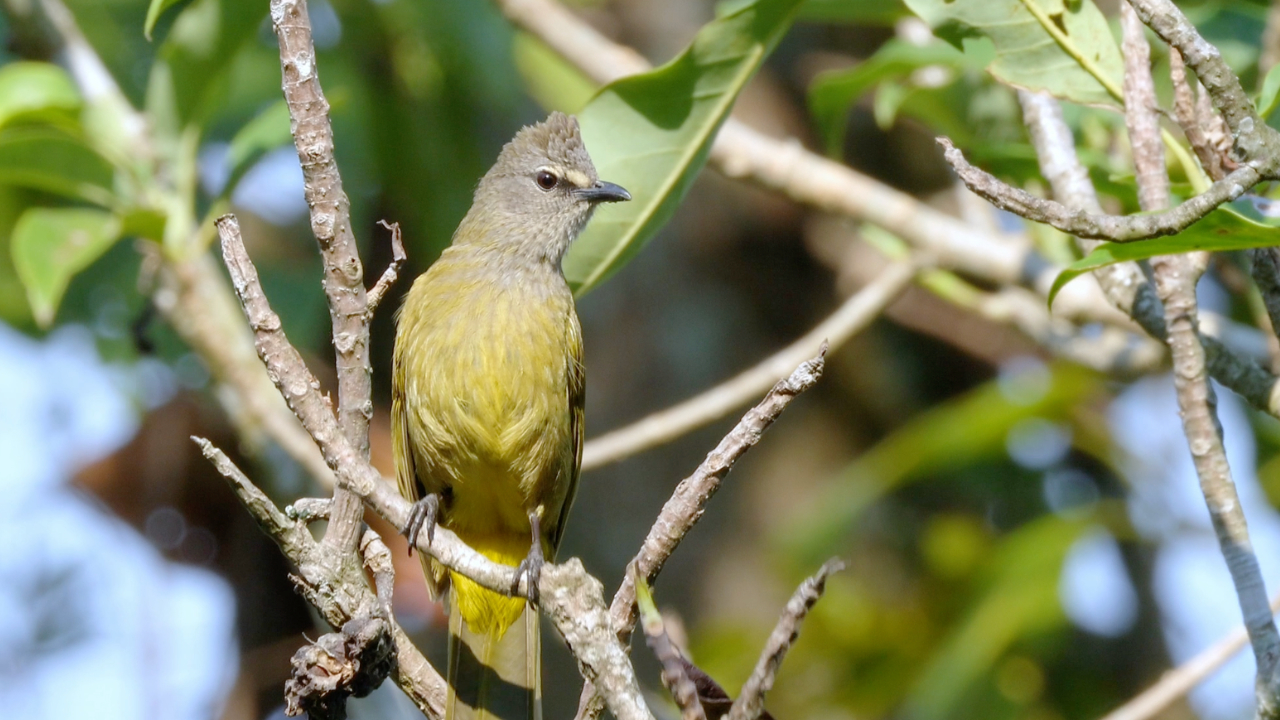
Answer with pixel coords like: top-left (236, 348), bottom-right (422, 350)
top-left (393, 353), bottom-right (448, 599)
top-left (549, 314), bottom-right (585, 557)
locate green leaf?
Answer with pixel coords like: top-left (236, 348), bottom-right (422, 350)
top-left (564, 0), bottom-right (805, 295)
top-left (807, 38), bottom-right (976, 155)
top-left (224, 100), bottom-right (293, 197)
top-left (0, 62), bottom-right (81, 129)
top-left (155, 0), bottom-right (267, 127)
top-left (1048, 201), bottom-right (1280, 305)
top-left (0, 128), bottom-right (116, 206)
top-left (11, 207), bottom-right (123, 327)
top-left (902, 0), bottom-right (1124, 107)
top-left (1259, 62), bottom-right (1280, 120)
top-left (144, 0), bottom-right (189, 40)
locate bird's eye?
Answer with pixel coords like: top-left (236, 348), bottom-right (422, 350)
top-left (535, 170), bottom-right (558, 191)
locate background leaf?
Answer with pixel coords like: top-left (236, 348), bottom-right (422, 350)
top-left (902, 0), bottom-right (1124, 107)
top-left (564, 0), bottom-right (806, 295)
top-left (0, 128), bottom-right (116, 206)
top-left (144, 0), bottom-right (189, 40)
top-left (11, 207), bottom-right (122, 327)
top-left (0, 62), bottom-right (81, 130)
top-left (808, 38), bottom-right (981, 156)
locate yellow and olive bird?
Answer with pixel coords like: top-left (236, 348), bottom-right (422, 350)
top-left (392, 112), bottom-right (629, 720)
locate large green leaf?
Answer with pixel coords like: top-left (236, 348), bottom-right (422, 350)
top-left (11, 207), bottom-right (122, 327)
top-left (902, 0), bottom-right (1124, 107)
top-left (808, 38), bottom-right (984, 156)
top-left (0, 62), bottom-right (81, 130)
top-left (564, 0), bottom-right (805, 295)
top-left (0, 128), bottom-right (115, 206)
top-left (1048, 201), bottom-right (1280, 306)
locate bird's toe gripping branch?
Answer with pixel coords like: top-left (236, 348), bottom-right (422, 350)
top-left (513, 511), bottom-right (546, 605)
top-left (404, 493), bottom-right (440, 556)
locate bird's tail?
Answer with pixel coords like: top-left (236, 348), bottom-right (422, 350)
top-left (446, 592), bottom-right (541, 720)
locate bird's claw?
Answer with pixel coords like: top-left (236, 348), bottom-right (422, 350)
top-left (512, 547), bottom-right (544, 606)
top-left (404, 494), bottom-right (439, 556)
top-left (513, 510), bottom-right (545, 605)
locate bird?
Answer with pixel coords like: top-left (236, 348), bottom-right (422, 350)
top-left (391, 111), bottom-right (630, 720)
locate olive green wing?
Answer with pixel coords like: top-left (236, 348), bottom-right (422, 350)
top-left (392, 349), bottom-right (448, 599)
top-left (549, 315), bottom-right (585, 557)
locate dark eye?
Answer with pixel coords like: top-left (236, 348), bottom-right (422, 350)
top-left (535, 170), bottom-right (558, 191)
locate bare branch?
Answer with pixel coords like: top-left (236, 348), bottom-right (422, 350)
top-left (193, 437), bottom-right (311, 551)
top-left (938, 137), bottom-right (1263, 242)
top-left (367, 221), bottom-right (407, 315)
top-left (1125, 0), bottom-right (1276, 161)
top-left (1119, 12), bottom-right (1280, 713)
top-left (635, 565), bottom-right (706, 720)
top-left (1099, 593), bottom-right (1280, 720)
top-left (194, 433), bottom-right (445, 719)
top-left (1170, 49), bottom-right (1224, 181)
top-left (577, 349), bottom-right (826, 720)
top-left (1121, 2), bottom-right (1169, 211)
top-left (583, 262), bottom-right (912, 469)
top-left (726, 559), bottom-right (843, 720)
top-left (270, 0), bottom-right (370, 556)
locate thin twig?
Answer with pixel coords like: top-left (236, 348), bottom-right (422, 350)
top-left (578, 349), bottom-right (827, 720)
top-left (635, 565), bottom-right (706, 720)
top-left (1124, 7), bottom-right (1280, 714)
top-left (367, 220), bottom-right (406, 315)
top-left (583, 262), bottom-right (912, 469)
top-left (725, 559), bottom-right (844, 720)
top-left (938, 137), bottom-right (1264, 242)
top-left (194, 434), bottom-right (445, 718)
top-left (271, 0), bottom-right (370, 556)
top-left (1098, 592), bottom-right (1280, 720)
top-left (1170, 49), bottom-right (1224, 182)
top-left (1125, 0), bottom-right (1273, 159)
top-left (1121, 2), bottom-right (1169, 211)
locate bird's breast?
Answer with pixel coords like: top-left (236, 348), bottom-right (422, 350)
top-left (396, 256), bottom-right (578, 510)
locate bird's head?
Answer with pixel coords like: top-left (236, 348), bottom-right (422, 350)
top-left (462, 112), bottom-right (630, 265)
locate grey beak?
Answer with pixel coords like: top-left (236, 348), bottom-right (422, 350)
top-left (576, 180), bottom-right (631, 203)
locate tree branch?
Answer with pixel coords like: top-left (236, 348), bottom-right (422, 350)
top-left (725, 559), bottom-right (843, 720)
top-left (270, 0), bottom-right (371, 557)
top-left (937, 137), bottom-right (1264, 242)
top-left (1098, 592), bottom-right (1280, 720)
top-left (577, 347), bottom-right (826, 720)
top-left (193, 436), bottom-right (446, 718)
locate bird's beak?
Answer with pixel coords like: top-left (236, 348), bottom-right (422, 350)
top-left (575, 180), bottom-right (631, 203)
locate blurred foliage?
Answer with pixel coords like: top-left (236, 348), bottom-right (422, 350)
top-left (6, 0), bottom-right (1280, 720)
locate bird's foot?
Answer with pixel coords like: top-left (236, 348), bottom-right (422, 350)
top-left (404, 494), bottom-right (439, 556)
top-left (512, 511), bottom-right (545, 605)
